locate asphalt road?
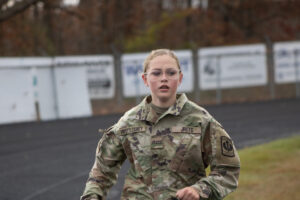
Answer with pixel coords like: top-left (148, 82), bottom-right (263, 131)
top-left (0, 98), bottom-right (300, 200)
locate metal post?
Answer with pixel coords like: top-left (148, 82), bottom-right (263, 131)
top-left (111, 46), bottom-right (124, 107)
top-left (265, 37), bottom-right (276, 100)
top-left (294, 49), bottom-right (300, 98)
top-left (192, 47), bottom-right (200, 103)
top-left (216, 55), bottom-right (222, 104)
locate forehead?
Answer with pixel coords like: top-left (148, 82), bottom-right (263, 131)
top-left (148, 55), bottom-right (178, 69)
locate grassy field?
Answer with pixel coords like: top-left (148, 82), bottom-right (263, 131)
top-left (225, 135), bottom-right (300, 200)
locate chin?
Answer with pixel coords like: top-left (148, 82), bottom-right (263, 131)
top-left (157, 93), bottom-right (175, 101)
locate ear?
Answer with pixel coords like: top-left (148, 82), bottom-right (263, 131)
top-left (142, 73), bottom-right (149, 87)
top-left (178, 72), bottom-right (183, 85)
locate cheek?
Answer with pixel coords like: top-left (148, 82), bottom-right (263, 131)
top-left (148, 80), bottom-right (159, 89)
top-left (169, 80), bottom-right (180, 89)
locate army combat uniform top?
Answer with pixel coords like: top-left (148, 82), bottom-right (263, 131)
top-left (81, 94), bottom-right (240, 200)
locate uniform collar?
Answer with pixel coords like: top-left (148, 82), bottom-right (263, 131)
top-left (135, 93), bottom-right (188, 123)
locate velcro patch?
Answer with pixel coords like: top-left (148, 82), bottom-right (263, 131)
top-left (221, 136), bottom-right (235, 157)
top-left (171, 126), bottom-right (201, 134)
top-left (119, 126), bottom-right (146, 135)
top-left (151, 137), bottom-right (164, 149)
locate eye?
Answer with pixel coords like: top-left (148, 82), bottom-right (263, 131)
top-left (151, 71), bottom-right (161, 76)
top-left (166, 70), bottom-right (177, 76)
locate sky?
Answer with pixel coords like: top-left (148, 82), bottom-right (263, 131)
top-left (64, 0), bottom-right (79, 6)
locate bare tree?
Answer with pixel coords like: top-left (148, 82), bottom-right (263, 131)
top-left (0, 0), bottom-right (45, 23)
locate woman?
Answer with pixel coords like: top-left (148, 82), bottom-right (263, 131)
top-left (81, 49), bottom-right (240, 200)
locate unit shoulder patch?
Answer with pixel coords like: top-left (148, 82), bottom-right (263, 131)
top-left (221, 136), bottom-right (235, 157)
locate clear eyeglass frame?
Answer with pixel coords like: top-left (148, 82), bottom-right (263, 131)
top-left (144, 69), bottom-right (181, 80)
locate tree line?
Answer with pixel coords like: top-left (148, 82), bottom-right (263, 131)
top-left (0, 0), bottom-right (299, 56)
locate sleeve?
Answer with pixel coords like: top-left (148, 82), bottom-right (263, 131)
top-left (80, 126), bottom-right (126, 200)
top-left (191, 118), bottom-right (240, 200)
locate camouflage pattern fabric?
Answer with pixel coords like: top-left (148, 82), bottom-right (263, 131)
top-left (81, 94), bottom-right (240, 200)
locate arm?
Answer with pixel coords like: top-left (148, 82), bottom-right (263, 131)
top-left (191, 119), bottom-right (241, 200)
top-left (80, 126), bottom-right (126, 200)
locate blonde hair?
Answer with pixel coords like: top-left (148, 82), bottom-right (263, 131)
top-left (143, 49), bottom-right (181, 73)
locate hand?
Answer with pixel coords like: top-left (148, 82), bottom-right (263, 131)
top-left (176, 187), bottom-right (200, 200)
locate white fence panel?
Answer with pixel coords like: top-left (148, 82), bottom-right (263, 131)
top-left (121, 53), bottom-right (149, 97)
top-left (37, 67), bottom-right (57, 120)
top-left (274, 41), bottom-right (300, 84)
top-left (198, 44), bottom-right (267, 90)
top-left (0, 68), bottom-right (35, 124)
top-left (85, 55), bottom-right (115, 99)
top-left (174, 50), bottom-right (194, 93)
top-left (54, 56), bottom-right (92, 119)
top-left (0, 57), bottom-right (53, 124)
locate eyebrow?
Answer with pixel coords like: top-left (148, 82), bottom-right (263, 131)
top-left (150, 67), bottom-right (177, 71)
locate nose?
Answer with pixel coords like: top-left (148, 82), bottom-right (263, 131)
top-left (161, 72), bottom-right (168, 81)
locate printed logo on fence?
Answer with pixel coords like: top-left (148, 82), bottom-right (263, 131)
top-left (86, 58), bottom-right (115, 99)
top-left (198, 44), bottom-right (267, 90)
top-left (274, 41), bottom-right (300, 84)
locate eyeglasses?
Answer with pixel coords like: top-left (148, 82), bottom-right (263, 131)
top-left (144, 69), bottom-right (181, 80)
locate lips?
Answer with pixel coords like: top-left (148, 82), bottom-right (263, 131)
top-left (159, 85), bottom-right (169, 89)
top-left (159, 85), bottom-right (169, 92)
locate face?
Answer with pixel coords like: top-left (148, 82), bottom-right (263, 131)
top-left (142, 54), bottom-right (183, 106)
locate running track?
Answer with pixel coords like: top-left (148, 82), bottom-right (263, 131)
top-left (0, 98), bottom-right (300, 200)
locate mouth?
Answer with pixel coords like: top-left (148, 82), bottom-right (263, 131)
top-left (159, 85), bottom-right (170, 91)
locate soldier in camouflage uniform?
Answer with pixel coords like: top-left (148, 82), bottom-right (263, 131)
top-left (81, 49), bottom-right (240, 200)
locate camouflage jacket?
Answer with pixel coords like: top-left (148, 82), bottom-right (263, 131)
top-left (81, 94), bottom-right (240, 200)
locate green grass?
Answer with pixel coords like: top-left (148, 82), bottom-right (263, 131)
top-left (225, 135), bottom-right (300, 200)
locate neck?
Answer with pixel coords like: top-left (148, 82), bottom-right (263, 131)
top-left (151, 96), bottom-right (176, 108)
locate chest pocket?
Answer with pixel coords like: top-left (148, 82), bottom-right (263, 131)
top-left (119, 126), bottom-right (152, 174)
top-left (119, 126), bottom-right (149, 152)
top-left (168, 126), bottom-right (203, 175)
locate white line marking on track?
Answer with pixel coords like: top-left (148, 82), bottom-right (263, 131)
top-left (22, 171), bottom-right (89, 200)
